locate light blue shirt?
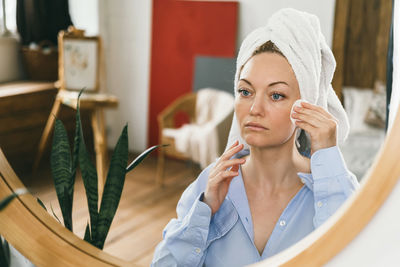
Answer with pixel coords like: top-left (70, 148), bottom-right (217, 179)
top-left (152, 146), bottom-right (360, 267)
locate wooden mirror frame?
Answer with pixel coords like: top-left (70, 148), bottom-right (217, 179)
top-left (1, 2), bottom-right (398, 266)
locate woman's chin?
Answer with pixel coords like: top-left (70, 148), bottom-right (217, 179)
top-left (243, 136), bottom-right (268, 148)
top-left (243, 133), bottom-right (293, 149)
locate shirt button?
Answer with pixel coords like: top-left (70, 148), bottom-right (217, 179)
top-left (317, 201), bottom-right (323, 208)
top-left (195, 248), bottom-right (201, 254)
top-left (301, 178), bottom-right (306, 184)
top-left (279, 220), bottom-right (286, 226)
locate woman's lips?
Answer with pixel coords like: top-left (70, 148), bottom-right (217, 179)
top-left (244, 122), bottom-right (268, 131)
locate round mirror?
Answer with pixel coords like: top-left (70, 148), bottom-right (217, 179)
top-left (0, 0), bottom-right (396, 266)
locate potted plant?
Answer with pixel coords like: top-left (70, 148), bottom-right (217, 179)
top-left (0, 90), bottom-right (163, 258)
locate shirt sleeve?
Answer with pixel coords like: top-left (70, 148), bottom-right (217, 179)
top-left (151, 165), bottom-right (214, 267)
top-left (310, 146), bottom-right (360, 228)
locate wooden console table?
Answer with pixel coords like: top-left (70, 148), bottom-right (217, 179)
top-left (0, 81), bottom-right (92, 176)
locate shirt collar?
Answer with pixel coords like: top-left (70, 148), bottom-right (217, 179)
top-left (297, 172), bottom-right (314, 191)
top-left (227, 166), bottom-right (255, 242)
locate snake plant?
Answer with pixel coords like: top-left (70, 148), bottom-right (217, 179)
top-left (50, 90), bottom-right (161, 249)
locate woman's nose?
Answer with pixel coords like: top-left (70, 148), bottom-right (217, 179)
top-left (249, 96), bottom-right (265, 116)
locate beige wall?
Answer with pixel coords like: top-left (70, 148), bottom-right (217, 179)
top-left (99, 0), bottom-right (153, 151)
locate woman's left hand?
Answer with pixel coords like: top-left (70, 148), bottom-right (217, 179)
top-left (291, 101), bottom-right (338, 155)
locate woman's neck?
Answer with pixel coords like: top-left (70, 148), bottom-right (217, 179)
top-left (241, 137), bottom-right (309, 195)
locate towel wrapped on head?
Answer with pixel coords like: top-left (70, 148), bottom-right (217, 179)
top-left (227, 8), bottom-right (350, 150)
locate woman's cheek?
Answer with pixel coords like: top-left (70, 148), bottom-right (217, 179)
top-left (235, 100), bottom-right (251, 119)
top-left (270, 106), bottom-right (290, 121)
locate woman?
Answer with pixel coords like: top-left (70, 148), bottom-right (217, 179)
top-left (152, 8), bottom-right (359, 266)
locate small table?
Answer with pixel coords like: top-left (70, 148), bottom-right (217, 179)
top-left (0, 81), bottom-right (57, 174)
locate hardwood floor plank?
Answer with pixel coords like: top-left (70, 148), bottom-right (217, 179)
top-left (26, 155), bottom-right (201, 266)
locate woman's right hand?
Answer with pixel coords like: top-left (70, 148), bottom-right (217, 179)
top-left (203, 141), bottom-right (246, 215)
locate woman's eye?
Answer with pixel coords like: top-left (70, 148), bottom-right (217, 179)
top-left (271, 93), bottom-right (284, 101)
top-left (238, 89), bottom-right (251, 97)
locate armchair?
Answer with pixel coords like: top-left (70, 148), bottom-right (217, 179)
top-left (156, 88), bottom-right (234, 185)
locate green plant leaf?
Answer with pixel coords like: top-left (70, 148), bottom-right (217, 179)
top-left (74, 89), bottom-right (100, 244)
top-left (0, 194), bottom-right (18, 211)
top-left (0, 188), bottom-right (28, 211)
top-left (78, 120), bottom-right (99, 243)
top-left (84, 222), bottom-right (91, 243)
top-left (36, 198), bottom-right (47, 211)
top-left (69, 91), bottom-right (83, 198)
top-left (0, 237), bottom-right (10, 267)
top-left (62, 187), bottom-right (73, 230)
top-left (50, 119), bottom-right (74, 231)
top-left (95, 125), bottom-right (128, 249)
top-left (126, 144), bottom-right (167, 173)
top-left (50, 203), bottom-right (62, 224)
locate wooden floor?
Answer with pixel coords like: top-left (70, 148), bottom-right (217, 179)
top-left (22, 154), bottom-right (201, 266)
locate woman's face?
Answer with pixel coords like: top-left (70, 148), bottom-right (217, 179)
top-left (235, 52), bottom-right (300, 148)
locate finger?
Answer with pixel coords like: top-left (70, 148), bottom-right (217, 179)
top-left (295, 116), bottom-right (338, 134)
top-left (217, 141), bottom-right (239, 164)
top-left (293, 110), bottom-right (338, 131)
top-left (231, 163), bottom-right (240, 173)
top-left (220, 143), bottom-right (244, 161)
top-left (209, 170), bottom-right (238, 185)
top-left (227, 140), bottom-right (239, 150)
top-left (299, 102), bottom-right (336, 120)
top-left (222, 176), bottom-right (235, 186)
top-left (292, 112), bottom-right (324, 128)
top-left (210, 157), bottom-right (245, 178)
top-left (214, 170), bottom-right (239, 184)
top-left (294, 120), bottom-right (316, 133)
top-left (219, 158), bottom-right (246, 171)
top-left (293, 107), bottom-right (331, 126)
top-left (297, 102), bottom-right (331, 120)
top-left (212, 158), bottom-right (244, 178)
top-left (293, 105), bottom-right (329, 122)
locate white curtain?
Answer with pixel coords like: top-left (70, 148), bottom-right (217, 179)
top-left (389, 0), bottom-right (400, 130)
top-left (0, 0), bottom-right (17, 33)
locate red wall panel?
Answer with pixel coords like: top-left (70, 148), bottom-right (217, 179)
top-left (148, 0), bottom-right (238, 146)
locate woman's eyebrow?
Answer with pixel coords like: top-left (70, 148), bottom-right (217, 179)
top-left (268, 81), bottom-right (289, 87)
top-left (239, 79), bottom-right (288, 87)
top-left (239, 78), bottom-right (253, 86)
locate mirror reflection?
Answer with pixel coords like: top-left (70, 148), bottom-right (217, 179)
top-left (0, 0), bottom-right (391, 266)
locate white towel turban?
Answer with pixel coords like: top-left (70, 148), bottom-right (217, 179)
top-left (227, 8), bottom-right (350, 150)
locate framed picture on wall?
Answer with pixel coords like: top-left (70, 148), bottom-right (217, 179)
top-left (59, 35), bottom-right (100, 91)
